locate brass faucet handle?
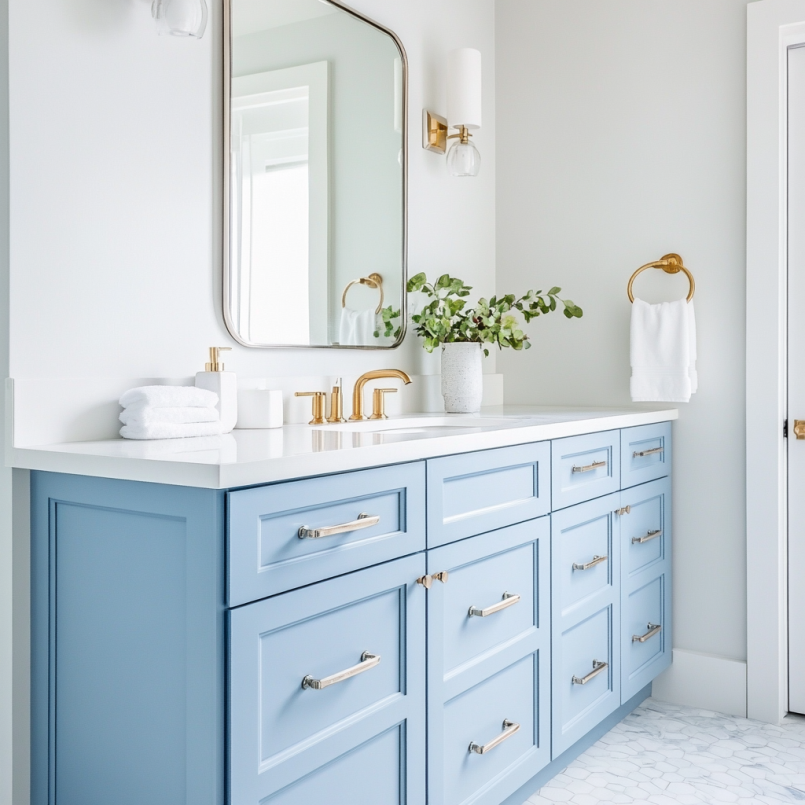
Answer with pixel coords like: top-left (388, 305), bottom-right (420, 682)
top-left (369, 388), bottom-right (398, 420)
top-left (295, 391), bottom-right (327, 425)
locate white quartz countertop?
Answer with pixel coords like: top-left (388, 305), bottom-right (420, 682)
top-left (7, 406), bottom-right (678, 489)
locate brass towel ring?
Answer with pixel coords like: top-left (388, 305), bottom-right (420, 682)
top-left (342, 272), bottom-right (384, 314)
top-left (627, 254), bottom-right (695, 303)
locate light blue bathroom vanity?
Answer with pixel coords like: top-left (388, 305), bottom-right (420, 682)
top-left (18, 408), bottom-right (676, 805)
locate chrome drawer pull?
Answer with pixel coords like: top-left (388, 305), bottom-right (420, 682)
top-left (632, 529), bottom-right (662, 545)
top-left (302, 651), bottom-right (380, 690)
top-left (633, 446), bottom-right (664, 458)
top-left (468, 592), bottom-right (520, 618)
top-left (298, 512), bottom-right (379, 540)
top-left (572, 659), bottom-right (608, 685)
top-left (572, 460), bottom-right (607, 474)
top-left (572, 554), bottom-right (608, 571)
top-left (633, 623), bottom-right (662, 643)
top-left (468, 720), bottom-right (520, 754)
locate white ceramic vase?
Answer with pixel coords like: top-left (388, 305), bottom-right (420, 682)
top-left (441, 342), bottom-right (483, 413)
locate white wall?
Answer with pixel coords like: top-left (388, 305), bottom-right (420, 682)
top-left (496, 0), bottom-right (749, 703)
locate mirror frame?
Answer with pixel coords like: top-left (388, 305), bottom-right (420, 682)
top-left (222, 0), bottom-right (409, 349)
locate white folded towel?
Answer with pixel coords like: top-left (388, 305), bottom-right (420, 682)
top-left (119, 385), bottom-right (218, 409)
top-left (630, 298), bottom-right (698, 403)
top-left (339, 307), bottom-right (376, 346)
top-left (119, 406), bottom-right (219, 426)
top-left (120, 421), bottom-right (224, 440)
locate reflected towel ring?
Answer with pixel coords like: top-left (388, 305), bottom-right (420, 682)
top-left (342, 272), bottom-right (384, 314)
top-left (627, 254), bottom-right (695, 303)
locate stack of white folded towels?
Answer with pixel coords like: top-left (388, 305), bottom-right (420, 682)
top-left (119, 386), bottom-right (223, 440)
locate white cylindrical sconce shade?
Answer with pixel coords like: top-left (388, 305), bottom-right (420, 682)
top-left (447, 48), bottom-right (482, 129)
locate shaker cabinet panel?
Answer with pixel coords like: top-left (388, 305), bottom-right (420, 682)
top-left (426, 443), bottom-right (551, 547)
top-left (551, 431), bottom-right (620, 510)
top-left (620, 422), bottom-right (672, 489)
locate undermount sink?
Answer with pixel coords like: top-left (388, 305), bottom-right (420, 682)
top-left (312, 416), bottom-right (521, 433)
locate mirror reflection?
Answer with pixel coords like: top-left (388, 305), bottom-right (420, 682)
top-left (225, 0), bottom-right (406, 348)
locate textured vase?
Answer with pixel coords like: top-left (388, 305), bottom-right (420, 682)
top-left (441, 342), bottom-right (483, 413)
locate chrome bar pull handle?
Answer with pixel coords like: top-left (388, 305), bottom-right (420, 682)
top-left (572, 659), bottom-right (608, 685)
top-left (633, 446), bottom-right (664, 458)
top-left (298, 512), bottom-right (379, 540)
top-left (572, 554), bottom-right (608, 572)
top-left (468, 592), bottom-right (520, 618)
top-left (632, 529), bottom-right (662, 545)
top-left (633, 623), bottom-right (662, 643)
top-left (302, 651), bottom-right (380, 690)
top-left (572, 460), bottom-right (607, 474)
top-left (468, 720), bottom-right (520, 754)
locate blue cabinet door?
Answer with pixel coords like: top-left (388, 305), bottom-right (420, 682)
top-left (426, 519), bottom-right (551, 805)
top-left (229, 553), bottom-right (426, 805)
top-left (620, 422), bottom-right (672, 489)
top-left (551, 431), bottom-right (621, 511)
top-left (620, 477), bottom-right (672, 701)
top-left (551, 492), bottom-right (621, 757)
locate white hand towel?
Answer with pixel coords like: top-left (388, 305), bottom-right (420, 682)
top-left (119, 406), bottom-right (220, 426)
top-left (339, 307), bottom-right (376, 346)
top-left (119, 385), bottom-right (218, 409)
top-left (630, 298), bottom-right (698, 403)
top-left (120, 421), bottom-right (224, 440)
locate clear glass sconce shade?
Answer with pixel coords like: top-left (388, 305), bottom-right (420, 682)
top-left (152, 0), bottom-right (208, 38)
top-left (447, 139), bottom-right (481, 177)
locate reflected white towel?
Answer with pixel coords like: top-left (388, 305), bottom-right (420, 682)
top-left (119, 385), bottom-right (218, 409)
top-left (119, 406), bottom-right (219, 426)
top-left (339, 307), bottom-right (376, 346)
top-left (120, 421), bottom-right (224, 440)
top-left (630, 298), bottom-right (698, 403)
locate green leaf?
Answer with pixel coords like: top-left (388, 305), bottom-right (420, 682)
top-left (548, 286), bottom-right (561, 295)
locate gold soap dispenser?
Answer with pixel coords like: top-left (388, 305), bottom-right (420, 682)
top-left (195, 347), bottom-right (238, 433)
top-left (327, 378), bottom-right (346, 423)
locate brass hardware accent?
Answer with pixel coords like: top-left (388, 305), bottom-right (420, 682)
top-left (298, 513), bottom-right (379, 540)
top-left (468, 592), bottom-right (520, 618)
top-left (448, 124), bottom-right (473, 145)
top-left (327, 378), bottom-right (346, 423)
top-left (572, 460), bottom-right (607, 474)
top-left (468, 720), bottom-right (520, 755)
top-left (633, 623), bottom-right (662, 643)
top-left (615, 506), bottom-right (631, 516)
top-left (627, 253), bottom-right (695, 303)
top-left (295, 391), bottom-right (327, 425)
top-left (369, 388), bottom-right (397, 420)
top-left (423, 109), bottom-right (448, 154)
top-left (633, 446), bottom-right (664, 458)
top-left (341, 272), bottom-right (384, 315)
top-left (573, 555), bottom-right (608, 572)
top-left (433, 570), bottom-right (449, 584)
top-left (572, 660), bottom-right (608, 685)
top-left (350, 369), bottom-right (412, 421)
top-left (795, 420), bottom-right (805, 440)
top-left (302, 651), bottom-right (380, 690)
top-left (205, 346), bottom-right (231, 372)
top-left (416, 575), bottom-right (433, 589)
top-left (632, 529), bottom-right (662, 545)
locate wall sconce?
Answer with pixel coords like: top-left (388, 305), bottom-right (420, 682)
top-left (423, 48), bottom-right (482, 177)
top-left (152, 0), bottom-right (208, 39)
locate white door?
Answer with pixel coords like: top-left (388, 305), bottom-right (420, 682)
top-left (788, 43), bottom-right (805, 715)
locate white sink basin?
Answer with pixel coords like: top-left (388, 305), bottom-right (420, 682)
top-left (313, 416), bottom-right (521, 434)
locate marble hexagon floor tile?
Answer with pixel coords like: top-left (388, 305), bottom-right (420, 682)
top-left (525, 698), bottom-right (805, 805)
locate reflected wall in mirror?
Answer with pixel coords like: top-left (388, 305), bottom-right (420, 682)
top-left (224, 0), bottom-right (407, 348)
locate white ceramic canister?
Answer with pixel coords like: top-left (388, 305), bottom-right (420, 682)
top-left (440, 342), bottom-right (483, 413)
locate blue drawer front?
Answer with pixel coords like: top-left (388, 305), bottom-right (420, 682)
top-left (229, 553), bottom-right (426, 805)
top-left (621, 422), bottom-right (672, 489)
top-left (228, 462), bottom-right (425, 606)
top-left (620, 478), bottom-right (672, 701)
top-left (427, 519), bottom-right (551, 805)
top-left (551, 431), bottom-right (620, 511)
top-left (551, 493), bottom-right (621, 757)
top-left (426, 443), bottom-right (551, 548)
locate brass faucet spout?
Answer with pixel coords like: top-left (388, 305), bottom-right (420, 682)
top-left (350, 369), bottom-right (412, 421)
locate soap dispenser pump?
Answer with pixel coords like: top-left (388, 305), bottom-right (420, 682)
top-left (195, 347), bottom-right (237, 433)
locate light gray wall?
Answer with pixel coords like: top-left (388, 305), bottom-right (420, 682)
top-left (496, 0), bottom-right (749, 663)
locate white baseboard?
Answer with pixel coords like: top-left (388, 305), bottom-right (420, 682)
top-left (652, 649), bottom-right (747, 717)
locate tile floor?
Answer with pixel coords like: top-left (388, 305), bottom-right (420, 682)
top-left (525, 698), bottom-right (805, 804)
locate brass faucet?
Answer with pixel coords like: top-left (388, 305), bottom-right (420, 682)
top-left (350, 369), bottom-right (412, 421)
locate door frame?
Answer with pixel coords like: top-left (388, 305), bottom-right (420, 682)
top-left (747, 0), bottom-right (805, 723)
